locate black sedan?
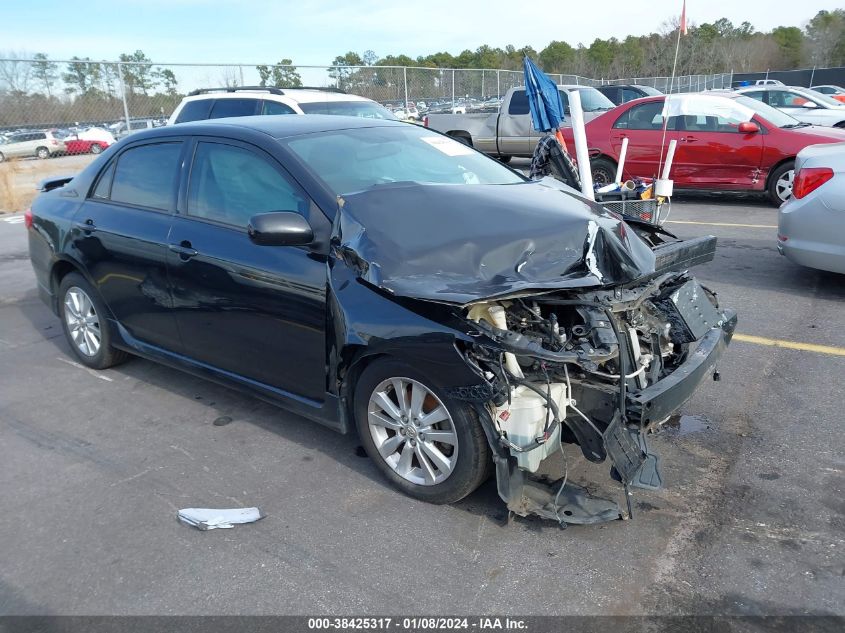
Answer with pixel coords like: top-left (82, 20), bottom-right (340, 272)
top-left (27, 115), bottom-right (735, 525)
top-left (596, 84), bottom-right (662, 105)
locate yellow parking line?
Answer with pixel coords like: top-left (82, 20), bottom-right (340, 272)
top-left (733, 333), bottom-right (845, 357)
top-left (666, 220), bottom-right (777, 229)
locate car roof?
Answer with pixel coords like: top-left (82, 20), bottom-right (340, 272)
top-left (122, 114), bottom-right (407, 142)
top-left (180, 89), bottom-right (372, 104)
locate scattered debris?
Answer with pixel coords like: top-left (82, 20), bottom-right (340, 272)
top-left (178, 507), bottom-right (264, 530)
top-left (213, 416), bottom-right (233, 426)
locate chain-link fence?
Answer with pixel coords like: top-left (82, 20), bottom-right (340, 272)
top-left (0, 57), bottom-right (738, 138)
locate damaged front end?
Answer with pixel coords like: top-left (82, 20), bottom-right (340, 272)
top-left (459, 268), bottom-right (736, 525)
top-left (332, 181), bottom-right (736, 526)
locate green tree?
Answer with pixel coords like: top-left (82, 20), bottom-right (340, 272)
top-left (328, 51), bottom-right (363, 89)
top-left (539, 41), bottom-right (574, 73)
top-left (806, 10), bottom-right (845, 65)
top-left (771, 26), bottom-right (805, 67)
top-left (256, 59), bottom-right (302, 87)
top-left (62, 57), bottom-right (98, 94)
top-left (118, 50), bottom-right (158, 95)
top-left (31, 53), bottom-right (57, 97)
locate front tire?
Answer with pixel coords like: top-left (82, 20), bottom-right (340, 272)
top-left (90, 143), bottom-right (103, 154)
top-left (497, 155), bottom-right (512, 164)
top-left (58, 272), bottom-right (129, 369)
top-left (768, 161), bottom-right (794, 206)
top-left (354, 358), bottom-right (492, 504)
top-left (591, 157), bottom-right (617, 187)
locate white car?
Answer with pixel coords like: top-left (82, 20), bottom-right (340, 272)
top-left (737, 86), bottom-right (845, 128)
top-left (168, 86), bottom-right (397, 125)
top-left (0, 130), bottom-right (65, 161)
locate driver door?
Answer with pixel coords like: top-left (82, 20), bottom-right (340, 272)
top-left (166, 138), bottom-right (328, 402)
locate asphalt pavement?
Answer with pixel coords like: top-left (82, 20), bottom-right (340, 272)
top-left (0, 186), bottom-right (843, 616)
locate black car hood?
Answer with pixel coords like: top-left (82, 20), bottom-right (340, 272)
top-left (332, 180), bottom-right (656, 305)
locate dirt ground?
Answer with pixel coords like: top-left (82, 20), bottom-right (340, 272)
top-left (0, 154), bottom-right (95, 213)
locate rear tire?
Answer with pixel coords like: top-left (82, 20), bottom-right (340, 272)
top-left (591, 157), bottom-right (617, 187)
top-left (449, 133), bottom-right (473, 147)
top-left (497, 155), bottom-right (512, 164)
top-left (58, 272), bottom-right (129, 370)
top-left (767, 161), bottom-right (794, 206)
top-left (0, 152), bottom-right (5, 163)
top-left (353, 358), bottom-right (492, 504)
top-left (36, 147), bottom-right (49, 159)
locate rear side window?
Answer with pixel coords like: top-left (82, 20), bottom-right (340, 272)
top-left (110, 143), bottom-right (182, 210)
top-left (261, 100), bottom-right (296, 115)
top-left (175, 99), bottom-right (214, 124)
top-left (209, 98), bottom-right (258, 119)
top-left (187, 142), bottom-right (308, 228)
top-left (742, 91), bottom-right (766, 103)
top-left (508, 90), bottom-right (529, 115)
top-left (622, 88), bottom-right (642, 102)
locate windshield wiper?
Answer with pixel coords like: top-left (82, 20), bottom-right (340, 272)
top-left (781, 122), bottom-right (811, 129)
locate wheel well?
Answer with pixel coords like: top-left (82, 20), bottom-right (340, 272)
top-left (51, 260), bottom-right (78, 295)
top-left (765, 157), bottom-right (795, 189)
top-left (590, 154), bottom-right (617, 167)
top-left (338, 350), bottom-right (389, 436)
top-left (446, 131), bottom-right (472, 145)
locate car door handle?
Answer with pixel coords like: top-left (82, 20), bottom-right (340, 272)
top-left (74, 218), bottom-right (97, 232)
top-left (680, 136), bottom-right (698, 143)
top-left (168, 241), bottom-right (198, 260)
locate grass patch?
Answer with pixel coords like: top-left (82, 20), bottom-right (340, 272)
top-left (0, 155), bottom-right (94, 214)
top-left (0, 161), bottom-right (33, 213)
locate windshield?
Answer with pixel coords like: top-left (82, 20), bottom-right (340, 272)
top-left (285, 125), bottom-right (525, 196)
top-left (298, 101), bottom-right (397, 120)
top-left (577, 88), bottom-right (616, 111)
top-left (734, 96), bottom-right (801, 128)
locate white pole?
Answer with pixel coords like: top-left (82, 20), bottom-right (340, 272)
top-left (568, 90), bottom-right (594, 200)
top-left (662, 139), bottom-right (677, 180)
top-left (615, 137), bottom-right (628, 184)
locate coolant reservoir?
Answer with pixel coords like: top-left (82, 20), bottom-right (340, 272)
top-left (494, 383), bottom-right (568, 472)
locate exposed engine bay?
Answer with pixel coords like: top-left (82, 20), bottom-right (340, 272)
top-left (457, 270), bottom-right (735, 525)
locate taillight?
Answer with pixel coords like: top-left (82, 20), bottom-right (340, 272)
top-left (792, 167), bottom-right (834, 199)
top-left (422, 116), bottom-right (429, 127)
top-left (51, 139), bottom-right (58, 145)
top-left (24, 208), bottom-right (33, 230)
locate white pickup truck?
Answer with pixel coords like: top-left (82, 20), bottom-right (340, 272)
top-left (422, 85), bottom-right (616, 162)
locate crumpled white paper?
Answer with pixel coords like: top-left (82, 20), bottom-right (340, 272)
top-left (178, 507), bottom-right (265, 530)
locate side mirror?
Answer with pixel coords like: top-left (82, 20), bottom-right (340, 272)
top-left (801, 101), bottom-right (818, 109)
top-left (738, 121), bottom-right (759, 134)
top-left (247, 212), bottom-right (313, 246)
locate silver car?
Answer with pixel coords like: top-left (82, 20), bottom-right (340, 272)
top-left (0, 130), bottom-right (65, 161)
top-left (778, 143), bottom-right (845, 274)
top-left (737, 85), bottom-right (845, 128)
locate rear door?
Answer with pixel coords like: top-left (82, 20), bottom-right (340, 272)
top-left (498, 89), bottom-right (532, 156)
top-left (70, 139), bottom-right (185, 351)
top-left (609, 101), bottom-right (680, 180)
top-left (166, 138), bottom-right (328, 401)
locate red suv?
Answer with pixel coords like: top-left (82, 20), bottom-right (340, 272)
top-left (560, 93), bottom-right (845, 205)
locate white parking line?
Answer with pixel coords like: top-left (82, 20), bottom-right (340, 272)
top-left (2, 215), bottom-right (24, 224)
top-left (56, 357), bottom-right (114, 382)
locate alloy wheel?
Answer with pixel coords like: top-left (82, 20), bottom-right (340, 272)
top-left (776, 169), bottom-right (794, 202)
top-left (64, 286), bottom-right (101, 357)
top-left (367, 377), bottom-right (459, 486)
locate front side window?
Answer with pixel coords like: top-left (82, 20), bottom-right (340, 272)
top-left (680, 113), bottom-right (749, 133)
top-left (208, 98), bottom-right (259, 119)
top-left (109, 143), bottom-right (182, 210)
top-left (187, 142), bottom-right (308, 228)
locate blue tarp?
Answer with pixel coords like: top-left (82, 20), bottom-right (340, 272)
top-left (523, 56), bottom-right (565, 132)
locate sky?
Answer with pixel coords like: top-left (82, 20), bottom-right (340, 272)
top-left (2, 0), bottom-right (841, 66)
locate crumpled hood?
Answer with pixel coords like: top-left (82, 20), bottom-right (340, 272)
top-left (332, 180), bottom-right (656, 305)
